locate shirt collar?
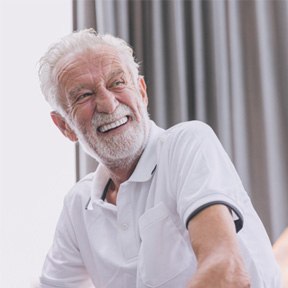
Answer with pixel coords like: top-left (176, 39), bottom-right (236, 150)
top-left (90, 121), bottom-right (164, 203)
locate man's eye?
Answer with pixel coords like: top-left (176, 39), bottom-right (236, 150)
top-left (111, 80), bottom-right (125, 88)
top-left (77, 92), bottom-right (92, 101)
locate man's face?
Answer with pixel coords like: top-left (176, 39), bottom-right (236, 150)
top-left (55, 46), bottom-right (150, 166)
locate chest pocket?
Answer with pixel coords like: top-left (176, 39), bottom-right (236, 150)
top-left (137, 202), bottom-right (195, 288)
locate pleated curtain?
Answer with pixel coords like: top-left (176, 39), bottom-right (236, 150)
top-left (73, 0), bottom-right (288, 242)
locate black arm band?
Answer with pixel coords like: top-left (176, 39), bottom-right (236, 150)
top-left (185, 201), bottom-right (244, 233)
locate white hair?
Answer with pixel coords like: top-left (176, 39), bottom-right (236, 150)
top-left (38, 28), bottom-right (140, 116)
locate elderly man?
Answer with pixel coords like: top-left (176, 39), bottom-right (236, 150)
top-left (38, 29), bottom-right (281, 288)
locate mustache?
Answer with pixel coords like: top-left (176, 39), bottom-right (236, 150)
top-left (92, 104), bottom-right (134, 127)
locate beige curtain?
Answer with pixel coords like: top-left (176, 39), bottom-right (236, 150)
top-left (73, 0), bottom-right (288, 242)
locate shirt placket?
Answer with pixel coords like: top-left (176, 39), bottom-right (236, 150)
top-left (117, 183), bottom-right (139, 261)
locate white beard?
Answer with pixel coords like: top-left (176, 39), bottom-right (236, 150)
top-left (75, 102), bottom-right (150, 169)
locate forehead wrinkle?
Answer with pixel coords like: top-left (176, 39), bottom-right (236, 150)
top-left (88, 46), bottom-right (128, 74)
top-left (58, 49), bottom-right (132, 99)
top-left (56, 60), bottom-right (86, 94)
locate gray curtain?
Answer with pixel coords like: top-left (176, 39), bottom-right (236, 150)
top-left (73, 0), bottom-right (288, 242)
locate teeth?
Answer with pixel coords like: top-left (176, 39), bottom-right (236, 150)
top-left (99, 117), bottom-right (128, 133)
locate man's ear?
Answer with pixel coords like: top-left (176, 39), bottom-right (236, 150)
top-left (50, 111), bottom-right (78, 142)
top-left (138, 76), bottom-right (148, 106)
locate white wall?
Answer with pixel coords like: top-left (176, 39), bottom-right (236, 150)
top-left (0, 0), bottom-right (74, 287)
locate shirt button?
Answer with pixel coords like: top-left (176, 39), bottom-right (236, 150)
top-left (120, 223), bottom-right (129, 231)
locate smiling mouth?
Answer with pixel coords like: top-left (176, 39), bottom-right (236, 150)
top-left (98, 116), bottom-right (129, 133)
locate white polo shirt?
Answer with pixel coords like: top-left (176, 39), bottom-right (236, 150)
top-left (39, 121), bottom-right (281, 288)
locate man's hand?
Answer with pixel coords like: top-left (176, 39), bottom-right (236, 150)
top-left (187, 205), bottom-right (251, 288)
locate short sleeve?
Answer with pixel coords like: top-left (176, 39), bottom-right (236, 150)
top-left (165, 121), bottom-right (245, 232)
top-left (39, 201), bottom-right (94, 288)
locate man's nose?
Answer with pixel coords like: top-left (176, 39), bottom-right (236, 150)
top-left (95, 88), bottom-right (119, 114)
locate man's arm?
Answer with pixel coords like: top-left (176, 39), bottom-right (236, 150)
top-left (38, 202), bottom-right (94, 288)
top-left (187, 204), bottom-right (251, 288)
top-left (273, 228), bottom-right (288, 287)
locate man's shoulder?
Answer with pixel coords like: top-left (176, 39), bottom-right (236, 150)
top-left (161, 120), bottom-right (214, 143)
top-left (64, 172), bottom-right (95, 208)
top-left (168, 120), bottom-right (211, 132)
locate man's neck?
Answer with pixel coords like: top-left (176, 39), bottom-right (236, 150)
top-left (102, 153), bottom-right (141, 205)
top-left (106, 152), bottom-right (142, 189)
